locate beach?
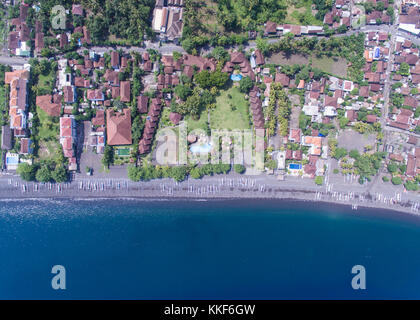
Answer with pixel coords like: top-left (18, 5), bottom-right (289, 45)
top-left (0, 171), bottom-right (419, 218)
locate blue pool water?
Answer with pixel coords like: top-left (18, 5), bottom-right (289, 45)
top-left (190, 143), bottom-right (212, 153)
top-left (0, 199), bottom-right (420, 299)
top-left (230, 74), bottom-right (243, 81)
top-left (289, 163), bottom-right (302, 170)
top-left (6, 157), bottom-right (18, 165)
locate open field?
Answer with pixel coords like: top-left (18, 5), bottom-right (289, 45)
top-left (337, 130), bottom-right (378, 153)
top-left (267, 53), bottom-right (348, 78)
top-left (284, 0), bottom-right (323, 26)
top-left (36, 106), bottom-right (60, 161)
top-left (210, 86), bottom-right (251, 131)
top-left (184, 112), bottom-right (208, 134)
top-left (38, 71), bottom-right (56, 93)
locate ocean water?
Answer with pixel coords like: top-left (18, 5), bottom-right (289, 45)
top-left (0, 198), bottom-right (420, 300)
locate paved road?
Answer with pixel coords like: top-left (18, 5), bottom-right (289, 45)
top-left (367, 0), bottom-right (401, 193)
top-left (0, 55), bottom-right (28, 66)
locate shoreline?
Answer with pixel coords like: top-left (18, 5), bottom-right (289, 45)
top-left (0, 175), bottom-right (419, 220)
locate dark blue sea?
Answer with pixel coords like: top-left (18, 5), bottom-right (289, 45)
top-left (0, 198), bottom-right (420, 299)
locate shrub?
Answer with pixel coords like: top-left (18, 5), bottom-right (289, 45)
top-left (315, 176), bottom-right (324, 185)
top-left (234, 164), bottom-right (246, 174)
top-left (391, 176), bottom-right (402, 185)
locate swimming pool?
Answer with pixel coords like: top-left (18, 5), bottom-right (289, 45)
top-left (289, 163), bottom-right (302, 170)
top-left (230, 74), bottom-right (243, 81)
top-left (6, 157), bottom-right (18, 165)
top-left (190, 142), bottom-right (212, 153)
top-left (116, 148), bottom-right (130, 156)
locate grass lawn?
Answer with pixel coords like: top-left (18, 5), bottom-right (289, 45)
top-left (210, 86), bottom-right (251, 131)
top-left (36, 106), bottom-right (60, 161)
top-left (267, 53), bottom-right (348, 78)
top-left (38, 72), bottom-right (56, 93)
top-left (312, 57), bottom-right (348, 78)
top-left (37, 106), bottom-right (59, 141)
top-left (184, 112), bottom-right (209, 134)
top-left (284, 0), bottom-right (323, 26)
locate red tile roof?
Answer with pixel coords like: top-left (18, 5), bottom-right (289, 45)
top-left (120, 81), bottom-right (130, 102)
top-left (106, 109), bottom-right (132, 145)
top-left (36, 95), bottom-right (61, 117)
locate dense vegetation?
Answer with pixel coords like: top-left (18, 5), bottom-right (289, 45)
top-left (81, 0), bottom-right (155, 45)
top-left (128, 163), bottom-right (231, 182)
top-left (263, 33), bottom-right (366, 82)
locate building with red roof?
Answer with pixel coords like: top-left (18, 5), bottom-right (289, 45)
top-left (106, 109), bottom-right (132, 145)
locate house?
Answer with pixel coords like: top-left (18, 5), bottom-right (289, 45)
top-left (34, 32), bottom-right (44, 55)
top-left (275, 73), bottom-right (290, 87)
top-left (106, 109), bottom-right (132, 146)
top-left (59, 117), bottom-right (77, 158)
top-left (36, 95), bottom-right (61, 117)
top-left (249, 87), bottom-right (265, 130)
top-left (399, 7), bottom-right (420, 35)
top-left (86, 89), bottom-right (105, 102)
top-left (182, 54), bottom-right (217, 72)
top-left (169, 112), bottom-right (182, 125)
top-left (72, 4), bottom-right (84, 16)
top-left (366, 114), bottom-right (378, 123)
top-left (302, 136), bottom-right (322, 156)
top-left (1, 125), bottom-right (12, 150)
top-left (152, 2), bottom-right (184, 41)
top-left (92, 110), bottom-right (105, 126)
top-left (20, 138), bottom-right (33, 155)
top-left (104, 69), bottom-right (119, 86)
top-left (63, 86), bottom-right (76, 104)
top-left (289, 128), bottom-right (302, 144)
top-left (265, 21), bottom-right (277, 35)
top-left (111, 51), bottom-right (120, 69)
top-left (138, 95), bottom-right (149, 113)
top-left (404, 96), bottom-right (418, 108)
top-left (120, 81), bottom-right (131, 102)
top-left (254, 49), bottom-right (265, 66)
top-left (345, 110), bottom-right (357, 123)
top-left (74, 77), bottom-right (90, 88)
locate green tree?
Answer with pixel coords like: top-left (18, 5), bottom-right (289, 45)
top-left (190, 167), bottom-right (204, 179)
top-left (169, 166), bottom-right (189, 182)
top-left (256, 37), bottom-right (269, 55)
top-left (404, 180), bottom-right (419, 191)
top-left (391, 176), bottom-right (402, 185)
top-left (36, 165), bottom-right (52, 182)
top-left (17, 163), bottom-right (36, 181)
top-left (315, 176), bottom-right (324, 185)
top-left (174, 85), bottom-right (192, 101)
top-left (349, 149), bottom-right (360, 159)
top-left (333, 148), bottom-right (347, 160)
top-left (387, 162), bottom-right (398, 173)
top-left (211, 47), bottom-right (230, 63)
top-left (234, 164), bottom-right (246, 174)
top-left (339, 117), bottom-right (349, 129)
top-left (102, 145), bottom-right (114, 168)
top-left (52, 166), bottom-right (68, 182)
top-left (239, 76), bottom-right (254, 93)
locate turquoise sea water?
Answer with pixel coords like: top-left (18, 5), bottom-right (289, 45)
top-left (0, 198), bottom-right (420, 299)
